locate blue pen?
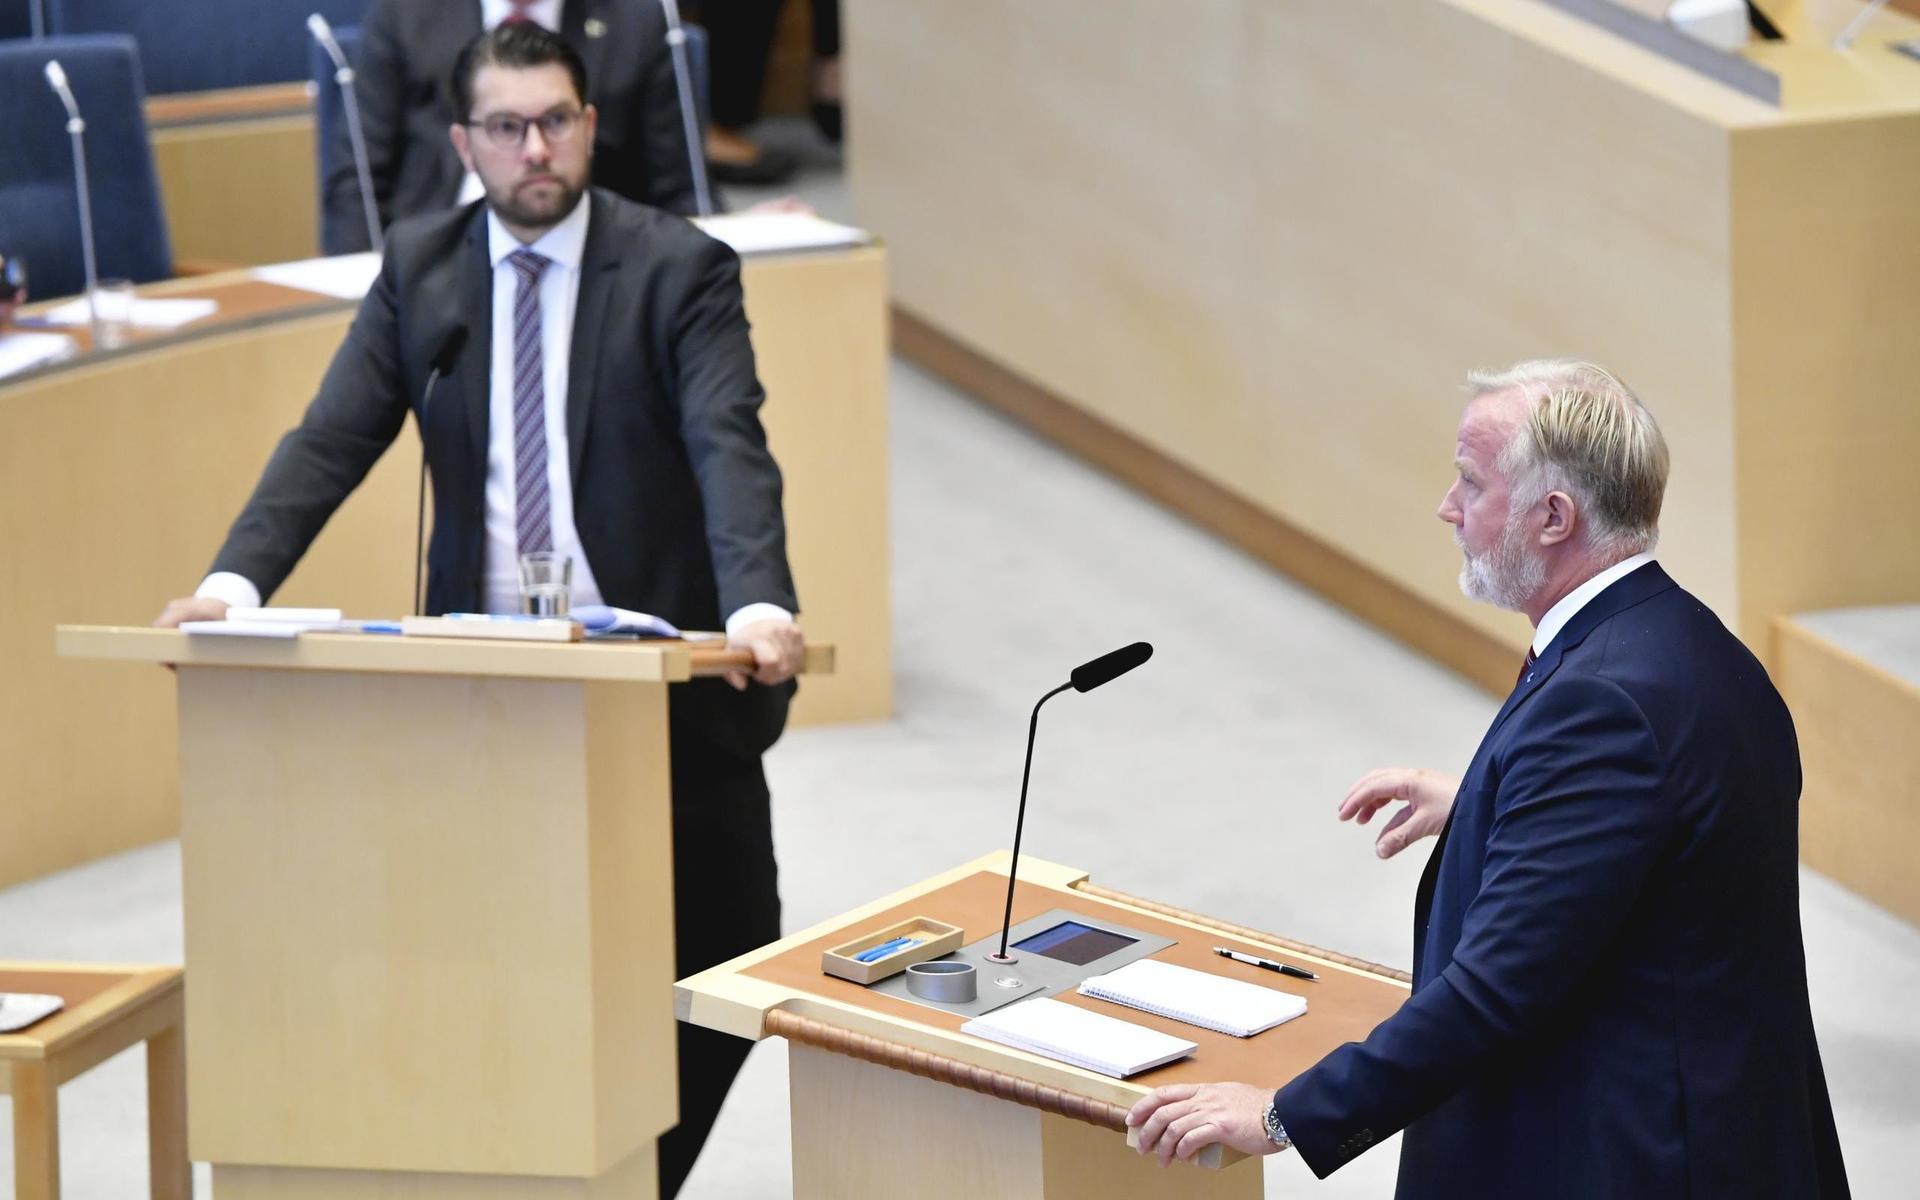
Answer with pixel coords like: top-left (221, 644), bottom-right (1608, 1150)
top-left (853, 938), bottom-right (910, 963)
top-left (854, 937), bottom-right (918, 964)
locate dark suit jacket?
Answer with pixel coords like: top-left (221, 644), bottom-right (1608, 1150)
top-left (214, 188), bottom-right (796, 759)
top-left (324, 0), bottom-right (697, 254)
top-left (1273, 564), bottom-right (1849, 1199)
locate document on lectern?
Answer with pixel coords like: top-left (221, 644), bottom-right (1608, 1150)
top-left (1079, 958), bottom-right (1306, 1038)
top-left (961, 996), bottom-right (1195, 1078)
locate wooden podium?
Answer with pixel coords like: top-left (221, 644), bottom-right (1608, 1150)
top-left (676, 853), bottom-right (1412, 1199)
top-left (56, 626), bottom-right (830, 1198)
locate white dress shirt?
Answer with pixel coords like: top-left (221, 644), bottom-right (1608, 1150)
top-left (480, 197), bottom-right (603, 614)
top-left (199, 192), bottom-right (792, 636)
top-left (1531, 552), bottom-right (1657, 657)
top-left (457, 1), bottom-right (567, 205)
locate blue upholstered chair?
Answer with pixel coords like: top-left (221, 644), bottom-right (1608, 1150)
top-left (0, 34), bottom-right (170, 299)
top-left (48, 0), bottom-right (365, 94)
top-left (0, 0), bottom-right (42, 41)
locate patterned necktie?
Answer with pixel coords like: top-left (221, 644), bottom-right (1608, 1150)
top-left (508, 249), bottom-right (552, 556)
top-left (1516, 647), bottom-right (1537, 688)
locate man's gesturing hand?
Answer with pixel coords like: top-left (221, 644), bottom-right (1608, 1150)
top-left (1338, 767), bottom-right (1461, 859)
top-left (153, 597), bottom-right (228, 628)
top-left (1127, 1082), bottom-right (1282, 1167)
top-left (724, 617), bottom-right (804, 690)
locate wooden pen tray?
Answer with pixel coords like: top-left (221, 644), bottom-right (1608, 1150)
top-left (820, 916), bottom-right (964, 985)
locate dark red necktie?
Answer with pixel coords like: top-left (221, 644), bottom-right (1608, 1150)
top-left (1516, 647), bottom-right (1537, 688)
top-left (502, 1), bottom-right (537, 25)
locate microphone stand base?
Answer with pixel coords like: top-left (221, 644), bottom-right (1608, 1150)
top-left (984, 952), bottom-right (1017, 965)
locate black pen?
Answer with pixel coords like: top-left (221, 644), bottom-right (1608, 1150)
top-left (1214, 946), bottom-right (1318, 981)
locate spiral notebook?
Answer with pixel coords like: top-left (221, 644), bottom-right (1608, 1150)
top-left (1077, 958), bottom-right (1307, 1038)
top-left (960, 996), bottom-right (1197, 1079)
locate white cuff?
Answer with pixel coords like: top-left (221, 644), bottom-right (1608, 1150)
top-left (195, 572), bottom-right (262, 610)
top-left (725, 602), bottom-right (794, 639)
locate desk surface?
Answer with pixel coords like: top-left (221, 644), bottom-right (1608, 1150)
top-left (0, 964), bottom-right (181, 1061)
top-left (57, 624), bottom-right (836, 685)
top-left (679, 854), bottom-right (1409, 1111)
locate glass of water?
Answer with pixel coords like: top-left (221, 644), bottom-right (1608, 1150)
top-left (92, 278), bottom-right (136, 348)
top-left (518, 551), bottom-right (572, 617)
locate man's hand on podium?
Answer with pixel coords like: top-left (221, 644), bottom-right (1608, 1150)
top-left (1128, 1081), bottom-right (1283, 1166)
top-left (1338, 767), bottom-right (1461, 860)
top-left (154, 596), bottom-right (229, 629)
top-left (725, 617), bottom-right (804, 691)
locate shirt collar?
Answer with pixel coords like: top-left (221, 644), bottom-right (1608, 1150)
top-left (486, 191), bottom-right (591, 273)
top-left (1532, 551), bottom-right (1657, 657)
top-left (482, 0), bottom-right (563, 32)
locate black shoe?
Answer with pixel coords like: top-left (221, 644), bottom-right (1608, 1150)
top-left (707, 145), bottom-right (799, 186)
top-left (811, 100), bottom-right (843, 144)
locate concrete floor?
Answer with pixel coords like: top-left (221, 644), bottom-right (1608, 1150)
top-left (4, 128), bottom-right (1917, 1197)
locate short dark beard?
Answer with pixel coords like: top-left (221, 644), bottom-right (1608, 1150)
top-left (486, 175), bottom-right (586, 235)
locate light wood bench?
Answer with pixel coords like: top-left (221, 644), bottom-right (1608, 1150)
top-left (0, 964), bottom-right (187, 1200)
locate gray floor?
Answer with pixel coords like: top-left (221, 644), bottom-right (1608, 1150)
top-left (5, 130), bottom-right (1918, 1197)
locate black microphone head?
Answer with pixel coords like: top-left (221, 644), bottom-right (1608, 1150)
top-left (431, 325), bottom-right (469, 374)
top-left (1069, 641), bottom-right (1152, 693)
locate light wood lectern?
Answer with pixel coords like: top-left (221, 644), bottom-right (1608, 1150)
top-left (57, 626), bottom-right (831, 1198)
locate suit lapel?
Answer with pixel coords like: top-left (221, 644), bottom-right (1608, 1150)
top-left (1410, 562), bottom-right (1679, 982)
top-left (566, 191), bottom-right (619, 488)
top-left (457, 207), bottom-right (494, 472)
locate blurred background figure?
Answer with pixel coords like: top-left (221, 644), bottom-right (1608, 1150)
top-left (688, 0), bottom-right (839, 186)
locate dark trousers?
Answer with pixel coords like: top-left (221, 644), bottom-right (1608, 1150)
top-left (694, 0), bottom-right (840, 129)
top-left (655, 741), bottom-right (783, 1199)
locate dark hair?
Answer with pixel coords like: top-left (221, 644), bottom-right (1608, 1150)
top-left (449, 22), bottom-right (589, 121)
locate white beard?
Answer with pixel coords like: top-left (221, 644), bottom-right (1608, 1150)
top-left (1458, 520), bottom-right (1545, 612)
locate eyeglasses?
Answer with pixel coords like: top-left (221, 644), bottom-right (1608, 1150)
top-left (466, 108), bottom-right (584, 149)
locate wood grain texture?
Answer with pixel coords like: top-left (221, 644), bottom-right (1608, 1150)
top-left (153, 116), bottom-right (321, 266)
top-left (175, 666), bottom-right (676, 1177)
top-left (1776, 616), bottom-right (1920, 927)
top-left (788, 1045), bottom-right (1261, 1199)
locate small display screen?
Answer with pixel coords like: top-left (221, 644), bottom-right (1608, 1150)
top-left (1011, 920), bottom-right (1138, 966)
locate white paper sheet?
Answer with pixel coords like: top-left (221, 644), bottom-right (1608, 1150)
top-left (0, 331), bottom-right (77, 379)
top-left (251, 253), bottom-right (383, 301)
top-left (40, 296), bottom-right (219, 329)
top-left (692, 212), bottom-right (872, 257)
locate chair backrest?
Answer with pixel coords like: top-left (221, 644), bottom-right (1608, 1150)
top-left (0, 0), bottom-right (40, 40)
top-left (311, 23), bottom-right (363, 252)
top-left (48, 0), bottom-right (365, 94)
top-left (0, 33), bottom-right (170, 298)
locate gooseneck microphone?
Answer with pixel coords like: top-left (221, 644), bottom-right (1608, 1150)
top-left (414, 326), bottom-right (468, 615)
top-left (309, 13), bottom-right (384, 254)
top-left (657, 0), bottom-right (715, 217)
top-left (43, 61), bottom-right (101, 331)
top-left (987, 642), bottom-right (1154, 965)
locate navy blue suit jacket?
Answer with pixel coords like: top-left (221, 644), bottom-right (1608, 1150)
top-left (1273, 563), bottom-right (1849, 1198)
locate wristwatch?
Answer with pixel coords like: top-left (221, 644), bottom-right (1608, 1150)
top-left (1262, 1098), bottom-right (1292, 1152)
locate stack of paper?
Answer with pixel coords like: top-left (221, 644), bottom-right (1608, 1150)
top-left (960, 996), bottom-right (1196, 1079)
top-left (0, 331), bottom-right (76, 380)
top-left (40, 296), bottom-right (218, 329)
top-left (179, 607), bottom-right (345, 638)
top-left (1078, 958), bottom-right (1307, 1038)
top-left (692, 211), bottom-right (871, 257)
top-left (252, 253), bottom-right (383, 301)
top-left (573, 604), bottom-right (681, 639)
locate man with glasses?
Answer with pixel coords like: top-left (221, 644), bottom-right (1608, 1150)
top-left (157, 23), bottom-right (800, 1197)
top-left (324, 0), bottom-right (699, 253)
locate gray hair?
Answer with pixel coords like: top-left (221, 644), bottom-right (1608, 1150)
top-left (1466, 359), bottom-right (1669, 560)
